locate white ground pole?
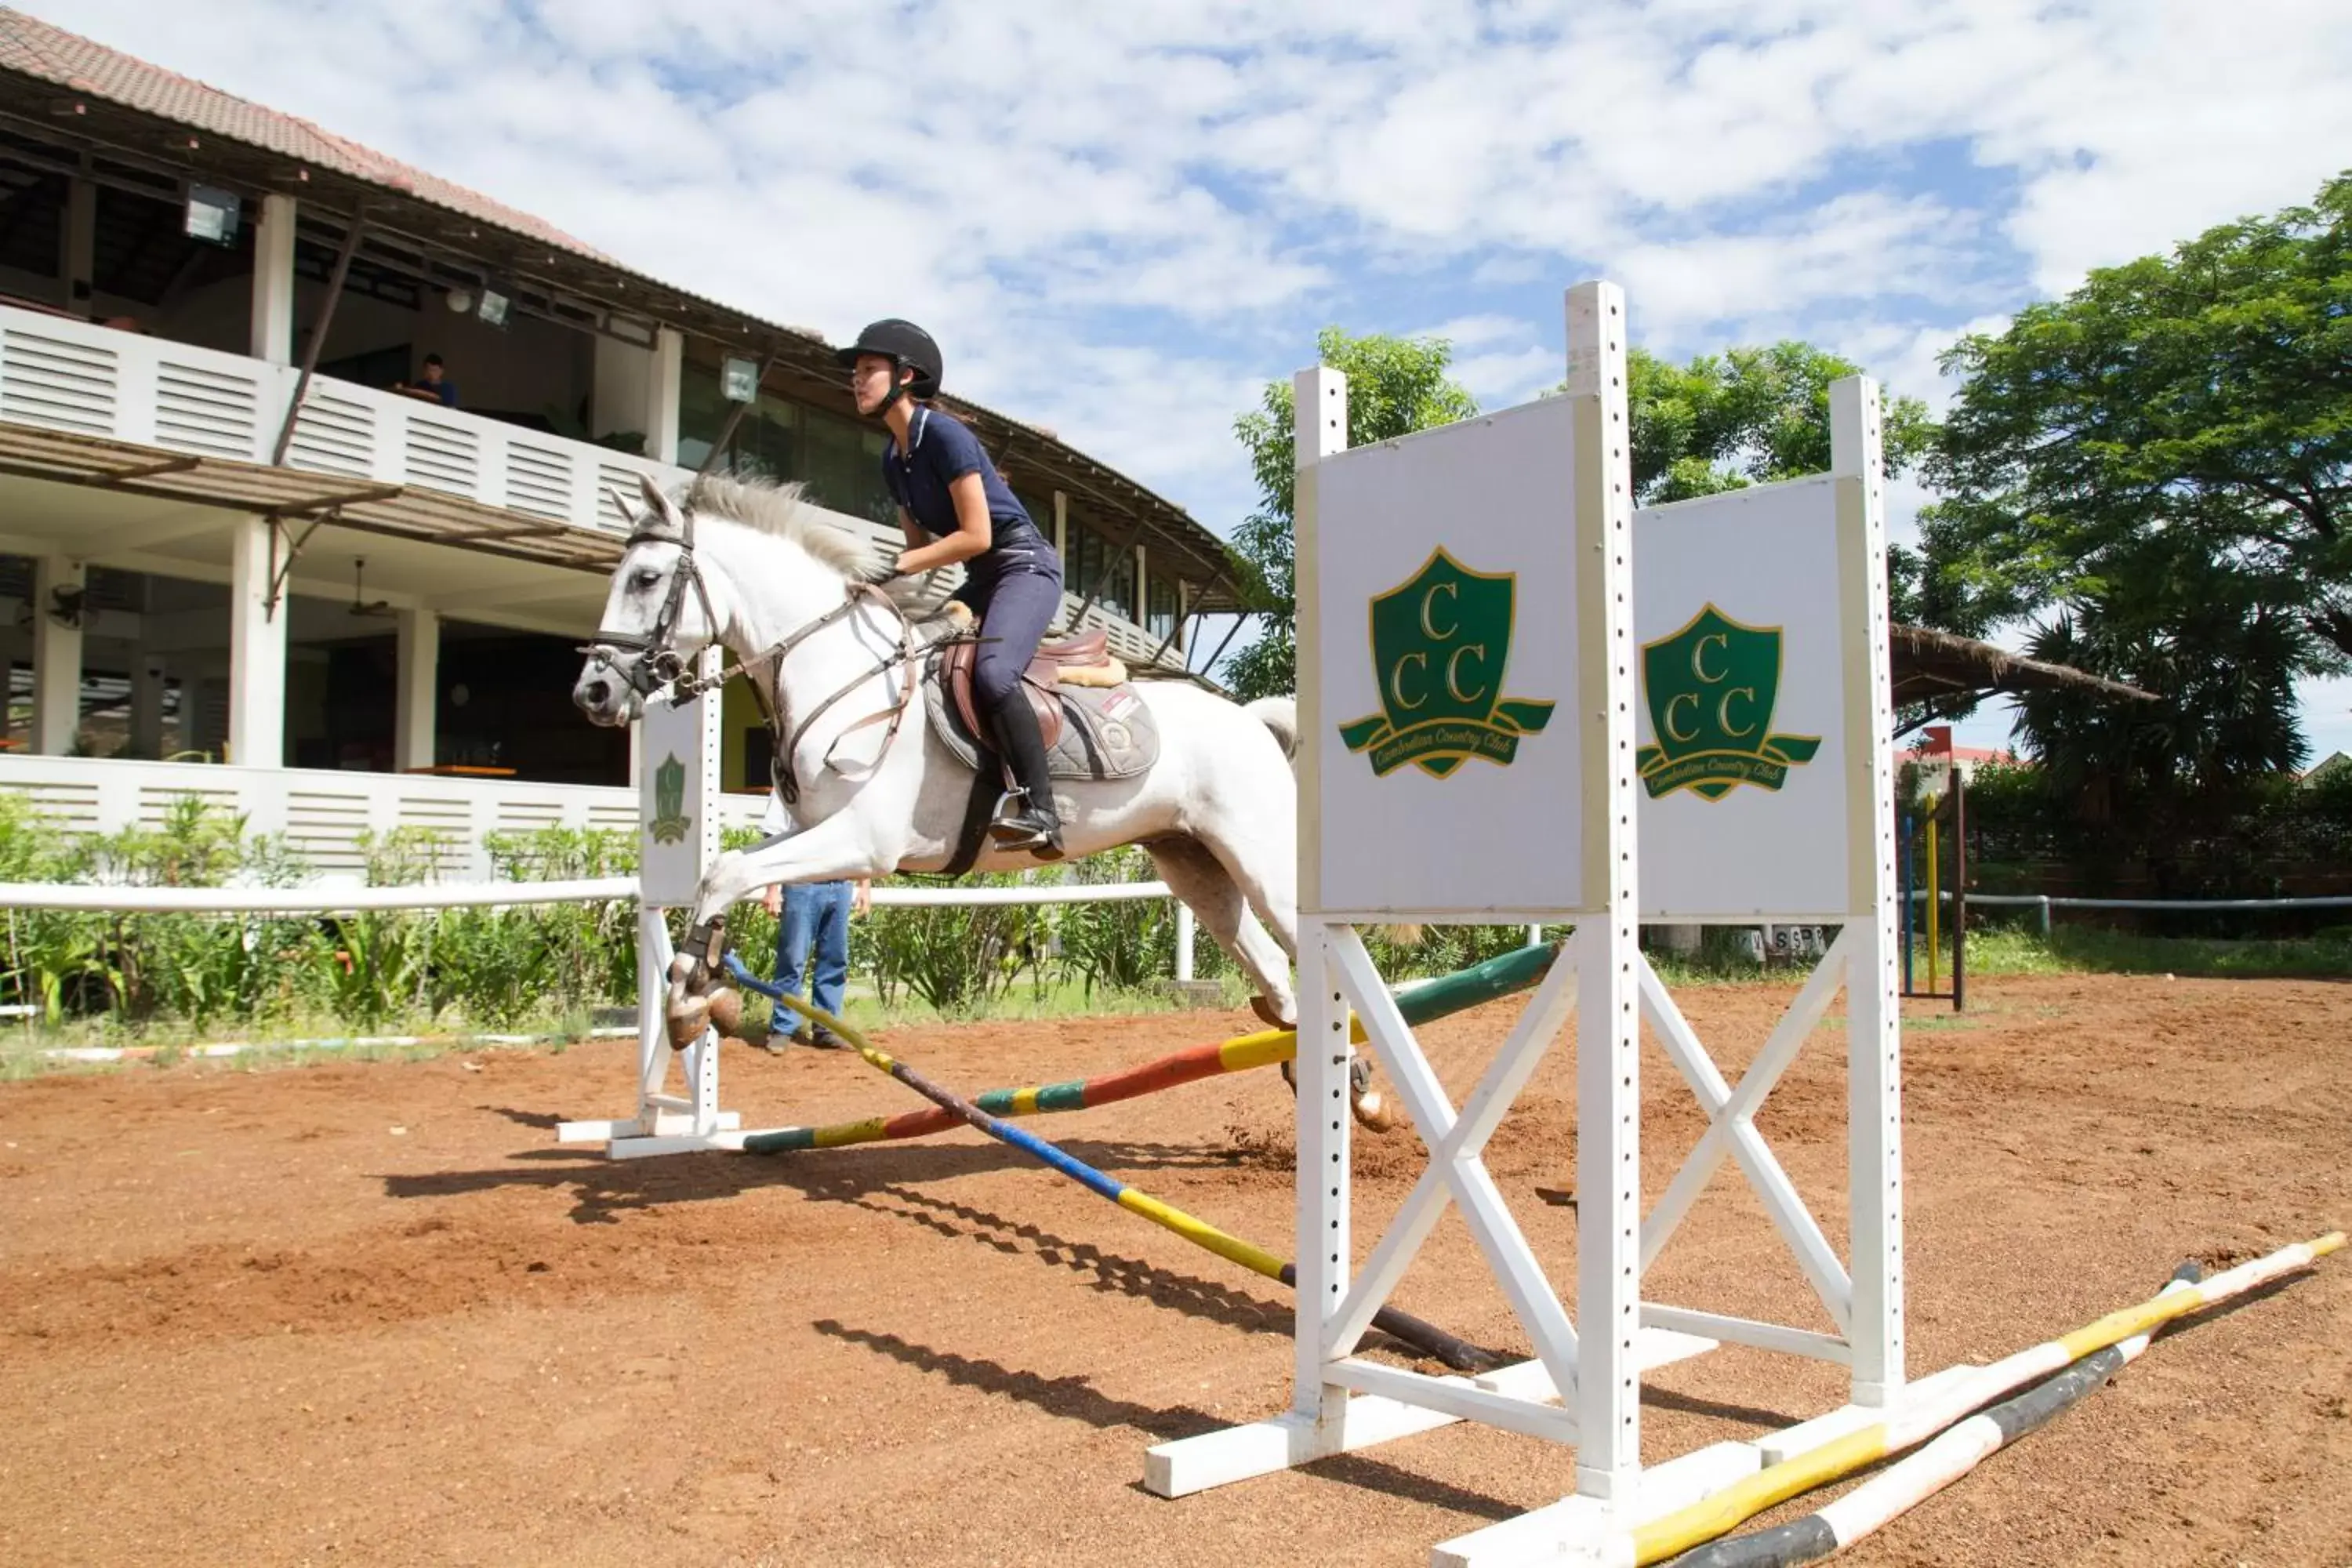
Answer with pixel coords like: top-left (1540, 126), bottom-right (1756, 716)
top-left (1148, 282), bottom-right (1697, 1541)
top-left (557, 648), bottom-right (742, 1156)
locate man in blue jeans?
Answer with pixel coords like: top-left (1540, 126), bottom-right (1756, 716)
top-left (760, 877), bottom-right (870, 1050)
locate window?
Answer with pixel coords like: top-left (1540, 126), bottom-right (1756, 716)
top-left (677, 373), bottom-right (892, 521)
top-left (1146, 576), bottom-right (1180, 644)
top-left (800, 405), bottom-right (894, 523)
top-left (1014, 488), bottom-right (1057, 552)
top-left (1065, 518), bottom-right (1135, 622)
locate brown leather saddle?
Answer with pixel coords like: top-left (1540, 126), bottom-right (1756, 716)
top-left (939, 626), bottom-right (1119, 750)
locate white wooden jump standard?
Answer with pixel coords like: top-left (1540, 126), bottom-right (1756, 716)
top-left (1149, 279), bottom-right (1698, 1536)
top-left (557, 647), bottom-right (742, 1158)
top-left (1149, 287), bottom-right (1919, 1564)
top-left (1420, 375), bottom-right (1915, 1565)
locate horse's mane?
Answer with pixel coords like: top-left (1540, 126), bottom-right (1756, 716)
top-left (684, 473), bottom-right (869, 579)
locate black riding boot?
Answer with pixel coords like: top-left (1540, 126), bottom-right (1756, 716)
top-left (985, 688), bottom-right (1065, 860)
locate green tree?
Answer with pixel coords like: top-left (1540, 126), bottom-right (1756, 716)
top-left (1921, 172), bottom-right (2351, 818)
top-left (1223, 328), bottom-right (1477, 701)
top-left (1924, 172), bottom-right (2352, 660)
top-left (2007, 547), bottom-right (2310, 888)
top-left (1623, 341), bottom-right (1958, 665)
top-left (1627, 340), bottom-right (1936, 506)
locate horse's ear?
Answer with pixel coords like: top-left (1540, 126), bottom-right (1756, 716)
top-left (637, 474), bottom-right (687, 539)
top-left (606, 484), bottom-right (639, 529)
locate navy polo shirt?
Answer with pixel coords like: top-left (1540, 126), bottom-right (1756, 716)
top-left (881, 406), bottom-right (1041, 546)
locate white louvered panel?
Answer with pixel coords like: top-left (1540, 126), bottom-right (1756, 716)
top-left (0, 780), bottom-right (101, 836)
top-left (394, 792), bottom-right (473, 834)
top-left (285, 390), bottom-right (376, 478)
top-left (0, 328), bottom-right (119, 436)
top-left (493, 797), bottom-right (565, 834)
top-left (135, 784), bottom-right (242, 829)
top-left (502, 441), bottom-right (573, 520)
top-left (405, 417), bottom-right (481, 499)
top-left (585, 801), bottom-right (637, 833)
top-left (282, 789), bottom-right (372, 873)
top-left (152, 360), bottom-right (262, 459)
top-left (596, 463), bottom-right (646, 530)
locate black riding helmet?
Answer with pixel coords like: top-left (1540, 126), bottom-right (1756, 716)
top-left (835, 318), bottom-right (942, 403)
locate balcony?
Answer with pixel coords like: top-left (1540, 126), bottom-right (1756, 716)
top-left (0, 303), bottom-right (1189, 668)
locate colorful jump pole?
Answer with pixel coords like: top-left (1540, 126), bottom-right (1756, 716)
top-left (720, 960), bottom-right (1516, 1373)
top-left (722, 940), bottom-right (1560, 1156)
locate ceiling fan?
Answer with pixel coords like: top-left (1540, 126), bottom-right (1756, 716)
top-left (347, 557), bottom-right (394, 619)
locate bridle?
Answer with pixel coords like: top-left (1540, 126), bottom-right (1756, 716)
top-left (580, 503), bottom-right (933, 806)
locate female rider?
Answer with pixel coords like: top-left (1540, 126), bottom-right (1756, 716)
top-left (837, 319), bottom-right (1065, 859)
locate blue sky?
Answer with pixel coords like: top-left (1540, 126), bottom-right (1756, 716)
top-left (42, 0), bottom-right (2352, 759)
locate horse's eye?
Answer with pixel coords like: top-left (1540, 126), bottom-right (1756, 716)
top-left (631, 568), bottom-right (661, 591)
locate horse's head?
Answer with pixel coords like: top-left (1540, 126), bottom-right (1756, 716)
top-left (573, 474), bottom-right (707, 728)
top-left (573, 471), bottom-right (891, 728)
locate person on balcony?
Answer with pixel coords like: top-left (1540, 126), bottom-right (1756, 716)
top-left (837, 318), bottom-right (1067, 858)
top-left (393, 353), bottom-right (459, 408)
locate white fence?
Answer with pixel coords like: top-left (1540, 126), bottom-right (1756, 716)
top-left (0, 753), bottom-right (768, 881)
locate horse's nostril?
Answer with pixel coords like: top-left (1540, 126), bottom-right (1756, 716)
top-left (583, 679), bottom-right (609, 705)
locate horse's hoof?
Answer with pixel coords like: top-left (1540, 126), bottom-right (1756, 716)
top-left (666, 997), bottom-right (711, 1049)
top-left (1351, 1089), bottom-right (1397, 1133)
top-left (1250, 993), bottom-right (1296, 1031)
top-left (706, 986), bottom-right (744, 1038)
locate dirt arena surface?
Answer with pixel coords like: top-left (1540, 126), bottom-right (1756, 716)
top-left (2, 971), bottom-right (2347, 1567)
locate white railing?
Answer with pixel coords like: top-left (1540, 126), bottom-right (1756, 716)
top-left (0, 753), bottom-right (768, 882)
top-left (1911, 889), bottom-right (2352, 935)
top-left (0, 303), bottom-right (1181, 668)
top-left (0, 875), bottom-right (1177, 913)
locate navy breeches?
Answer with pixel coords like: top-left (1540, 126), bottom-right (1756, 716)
top-left (959, 563), bottom-right (1063, 708)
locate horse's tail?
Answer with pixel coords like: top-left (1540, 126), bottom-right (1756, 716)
top-left (1246, 695), bottom-right (1299, 763)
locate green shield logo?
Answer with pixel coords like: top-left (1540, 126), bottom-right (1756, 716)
top-left (1338, 549), bottom-right (1555, 779)
top-left (1635, 604), bottom-right (1820, 800)
top-left (647, 753), bottom-right (691, 844)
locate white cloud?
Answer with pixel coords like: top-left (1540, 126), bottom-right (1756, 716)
top-left (27, 0), bottom-right (2352, 581)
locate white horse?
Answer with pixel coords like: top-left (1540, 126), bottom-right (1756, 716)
top-left (573, 474), bottom-right (1351, 1094)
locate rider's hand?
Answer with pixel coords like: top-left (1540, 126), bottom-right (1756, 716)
top-left (761, 885), bottom-right (781, 916)
top-left (852, 879), bottom-right (873, 919)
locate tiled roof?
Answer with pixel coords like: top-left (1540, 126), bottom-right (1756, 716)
top-left (0, 5), bottom-right (614, 263)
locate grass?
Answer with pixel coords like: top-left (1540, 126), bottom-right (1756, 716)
top-left (9, 927), bottom-right (2347, 1085)
top-left (1963, 924), bottom-right (2352, 980)
top-left (1631, 924), bottom-right (2352, 990)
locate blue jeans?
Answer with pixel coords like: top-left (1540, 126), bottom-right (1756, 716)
top-left (772, 880), bottom-right (851, 1036)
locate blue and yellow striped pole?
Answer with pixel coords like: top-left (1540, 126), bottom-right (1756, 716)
top-left (724, 970), bottom-right (1512, 1373)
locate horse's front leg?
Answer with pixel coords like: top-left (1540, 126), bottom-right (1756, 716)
top-left (665, 808), bottom-right (902, 1046)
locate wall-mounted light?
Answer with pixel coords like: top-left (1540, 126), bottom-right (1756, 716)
top-left (720, 354), bottom-right (760, 404)
top-left (475, 282), bottom-right (511, 330)
top-left (183, 183), bottom-right (241, 246)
